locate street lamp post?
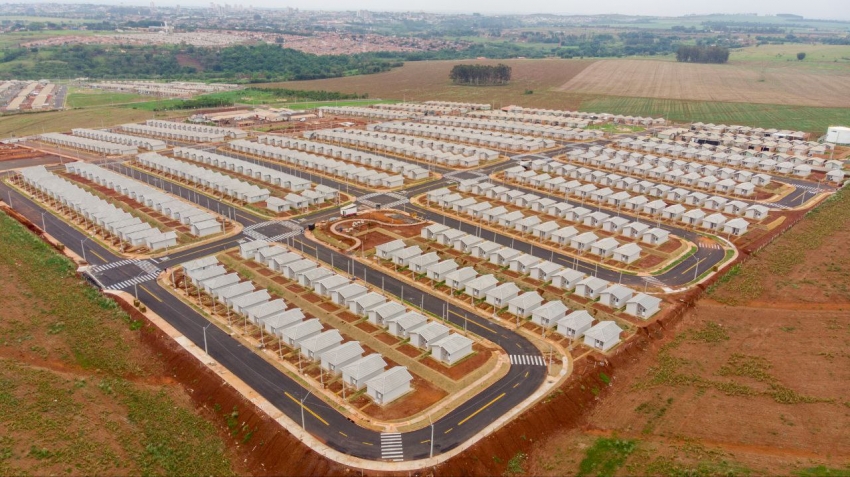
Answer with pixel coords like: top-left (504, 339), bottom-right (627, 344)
top-left (203, 323), bottom-right (210, 355)
top-left (80, 237), bottom-right (90, 263)
top-left (300, 390), bottom-right (312, 430)
top-left (429, 415), bottom-right (435, 458)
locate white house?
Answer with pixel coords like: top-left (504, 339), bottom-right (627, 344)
top-left (375, 239), bottom-right (406, 260)
top-left (342, 354), bottom-right (387, 390)
top-left (444, 267), bottom-right (478, 292)
top-left (531, 301), bottom-right (568, 328)
top-left (551, 269), bottom-right (585, 291)
top-left (409, 322), bottom-right (451, 350)
top-left (368, 301), bottom-right (406, 326)
top-left (723, 217), bottom-right (749, 236)
top-left (426, 259), bottom-right (459, 282)
top-left (625, 293), bottom-right (662, 319)
top-left (430, 334), bottom-right (474, 365)
top-left (556, 310), bottom-right (594, 339)
top-left (583, 321), bottom-right (624, 352)
top-left (485, 282), bottom-right (521, 308)
top-left (387, 312), bottom-right (427, 338)
top-left (507, 292), bottom-right (544, 318)
top-left (575, 277), bottom-right (609, 300)
top-left (366, 367), bottom-right (413, 405)
top-left (464, 274), bottom-right (500, 299)
top-left (598, 285), bottom-right (634, 309)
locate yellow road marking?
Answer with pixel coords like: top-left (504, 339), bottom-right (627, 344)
top-left (680, 258), bottom-right (707, 276)
top-left (362, 442), bottom-right (373, 446)
top-left (444, 427), bottom-right (453, 434)
top-left (421, 439), bottom-right (430, 444)
top-left (90, 249), bottom-right (107, 262)
top-left (339, 431), bottom-right (348, 437)
top-left (139, 285), bottom-right (162, 302)
top-left (284, 391), bottom-right (329, 426)
top-left (524, 371), bottom-right (529, 378)
top-left (513, 383), bottom-right (520, 388)
top-left (789, 191), bottom-right (805, 203)
top-left (458, 392), bottom-right (506, 426)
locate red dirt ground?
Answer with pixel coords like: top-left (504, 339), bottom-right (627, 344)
top-left (420, 344), bottom-right (494, 381)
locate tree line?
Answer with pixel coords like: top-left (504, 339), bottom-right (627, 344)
top-left (675, 45), bottom-right (730, 64)
top-left (449, 63), bottom-right (511, 85)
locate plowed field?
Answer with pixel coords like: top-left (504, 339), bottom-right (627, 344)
top-left (560, 59), bottom-right (850, 107)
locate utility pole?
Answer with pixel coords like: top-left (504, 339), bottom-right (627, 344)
top-left (203, 323), bottom-right (210, 355)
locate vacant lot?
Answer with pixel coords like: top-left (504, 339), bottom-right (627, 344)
top-left (0, 211), bottom-right (238, 476)
top-left (520, 187), bottom-right (850, 476)
top-left (65, 89), bottom-right (149, 109)
top-left (263, 58), bottom-right (596, 109)
top-left (0, 107), bottom-right (183, 138)
top-left (560, 59), bottom-right (850, 107)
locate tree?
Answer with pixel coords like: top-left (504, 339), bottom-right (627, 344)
top-left (675, 45), bottom-right (730, 64)
top-left (449, 63), bottom-right (512, 85)
top-left (797, 52), bottom-right (806, 61)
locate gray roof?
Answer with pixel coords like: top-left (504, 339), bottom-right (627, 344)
top-left (508, 292), bottom-right (544, 308)
top-left (430, 333), bottom-right (473, 354)
top-left (366, 366), bottom-right (412, 393)
top-left (486, 282), bottom-right (520, 300)
top-left (321, 342), bottom-right (364, 367)
top-left (584, 321), bottom-right (624, 343)
top-left (559, 310), bottom-right (594, 329)
top-left (532, 300), bottom-right (568, 319)
top-left (343, 354), bottom-right (387, 380)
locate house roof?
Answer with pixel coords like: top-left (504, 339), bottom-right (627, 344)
top-left (626, 293), bottom-right (662, 309)
top-left (427, 259), bottom-right (459, 274)
top-left (601, 284), bottom-right (634, 300)
top-left (343, 354), bottom-right (387, 380)
top-left (281, 318), bottom-right (323, 340)
top-left (389, 312), bottom-right (427, 329)
top-left (376, 239), bottom-right (406, 253)
top-left (366, 366), bottom-right (412, 393)
top-left (300, 329), bottom-right (343, 353)
top-left (613, 243), bottom-right (642, 256)
top-left (182, 255), bottom-right (220, 272)
top-left (466, 274), bottom-right (499, 290)
top-left (554, 268), bottom-right (584, 282)
top-left (322, 342), bottom-right (364, 366)
top-left (354, 292), bottom-right (386, 309)
top-left (508, 292), bottom-right (544, 308)
top-left (409, 252), bottom-right (440, 267)
top-left (316, 274), bottom-right (350, 291)
top-left (578, 276), bottom-right (610, 290)
top-left (372, 301), bottom-right (406, 318)
top-left (593, 237), bottom-right (620, 250)
top-left (431, 333), bottom-right (473, 354)
top-left (335, 283), bottom-right (368, 299)
top-left (412, 322), bottom-right (450, 341)
top-left (559, 310), bottom-right (593, 329)
top-left (532, 300), bottom-right (568, 319)
top-left (486, 282), bottom-right (520, 300)
top-left (585, 321), bottom-right (624, 343)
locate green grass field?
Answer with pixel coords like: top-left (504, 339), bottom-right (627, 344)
top-left (65, 89), bottom-right (149, 108)
top-left (579, 96), bottom-right (850, 133)
top-left (0, 29), bottom-right (96, 48)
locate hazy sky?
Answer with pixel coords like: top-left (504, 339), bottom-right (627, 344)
top-left (22, 0), bottom-right (850, 20)
top-left (193, 0), bottom-right (847, 20)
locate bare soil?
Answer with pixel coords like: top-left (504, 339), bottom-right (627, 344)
top-left (560, 59), bottom-right (850, 107)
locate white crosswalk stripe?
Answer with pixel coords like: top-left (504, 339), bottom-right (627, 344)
top-left (643, 276), bottom-right (666, 288)
top-left (89, 259), bottom-right (138, 273)
top-left (756, 201), bottom-right (789, 210)
top-left (699, 243), bottom-right (721, 250)
top-left (106, 272), bottom-right (159, 290)
top-left (509, 354), bottom-right (546, 366)
top-left (135, 260), bottom-right (160, 274)
top-left (380, 433), bottom-right (403, 461)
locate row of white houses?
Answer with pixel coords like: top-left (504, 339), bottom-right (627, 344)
top-left (66, 162), bottom-right (224, 237)
top-left (144, 119), bottom-right (247, 140)
top-left (424, 100), bottom-right (491, 111)
top-left (19, 166), bottom-right (178, 250)
top-left (227, 140), bottom-right (408, 189)
top-left (687, 123), bottom-right (809, 140)
top-left (614, 137), bottom-right (829, 174)
top-left (256, 135), bottom-right (430, 181)
top-left (172, 147), bottom-right (339, 208)
top-left (305, 128), bottom-right (500, 166)
top-left (405, 224), bottom-right (660, 320)
top-left (137, 153), bottom-right (272, 205)
top-left (566, 146), bottom-right (777, 187)
top-left (416, 115), bottom-right (595, 141)
top-left (466, 109), bottom-right (596, 129)
top-left (558, 152), bottom-right (769, 196)
top-left (38, 132), bottom-right (138, 155)
top-left (429, 186), bottom-right (673, 261)
top-left (183, 252), bottom-right (411, 406)
top-left (120, 123), bottom-right (226, 143)
top-left (372, 103), bottom-right (458, 116)
top-left (367, 121), bottom-right (554, 152)
top-left (318, 106), bottom-right (415, 121)
top-left (240, 241), bottom-right (475, 367)
top-left (71, 128), bottom-right (167, 151)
